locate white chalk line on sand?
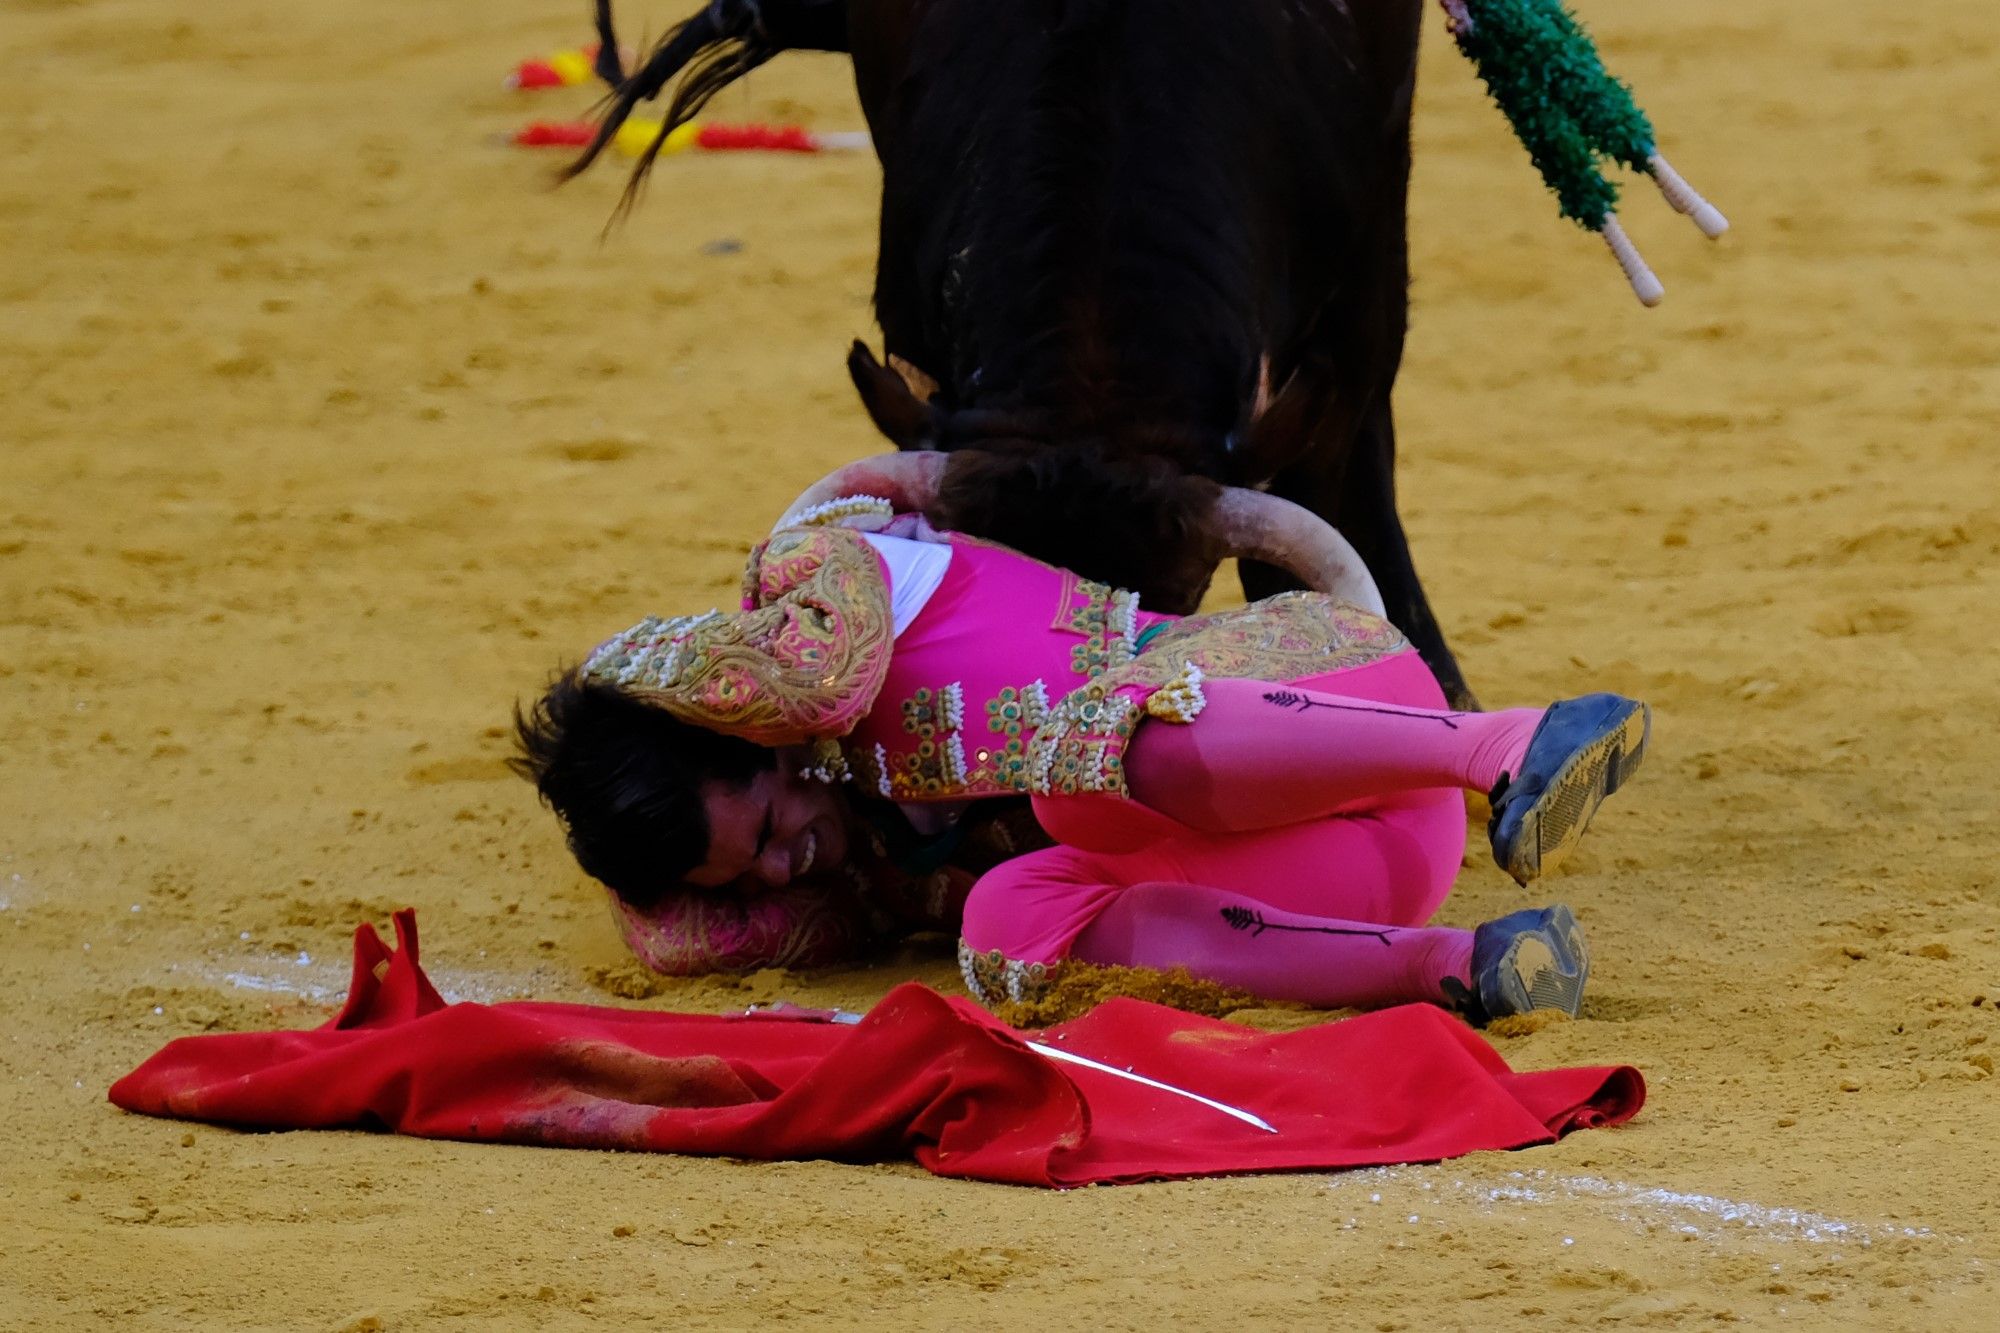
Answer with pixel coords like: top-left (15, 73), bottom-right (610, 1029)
top-left (1329, 1165), bottom-right (1951, 1248)
top-left (179, 956), bottom-right (566, 1008)
top-left (1, 864), bottom-right (38, 913)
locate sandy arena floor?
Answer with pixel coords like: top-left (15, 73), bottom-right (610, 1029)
top-left (3, 0), bottom-right (1997, 1326)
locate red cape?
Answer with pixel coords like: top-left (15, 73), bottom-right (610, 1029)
top-left (111, 911), bottom-right (1643, 1186)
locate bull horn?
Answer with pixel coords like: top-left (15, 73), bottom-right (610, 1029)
top-left (771, 451), bottom-right (955, 532)
top-left (1209, 487), bottom-right (1387, 618)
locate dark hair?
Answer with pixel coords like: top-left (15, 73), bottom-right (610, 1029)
top-left (510, 671), bottom-right (775, 906)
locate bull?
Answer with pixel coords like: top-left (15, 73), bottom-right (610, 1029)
top-left (573, 0), bottom-right (1470, 705)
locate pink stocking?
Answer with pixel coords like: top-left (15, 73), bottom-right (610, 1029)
top-left (1126, 674), bottom-right (1543, 833)
top-left (1070, 880), bottom-right (1473, 1010)
top-left (978, 795), bottom-right (1468, 965)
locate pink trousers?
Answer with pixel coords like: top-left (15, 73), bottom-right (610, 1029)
top-left (959, 651), bottom-right (1518, 1010)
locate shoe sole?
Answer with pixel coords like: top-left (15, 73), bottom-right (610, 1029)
top-left (1490, 905), bottom-right (1591, 1019)
top-left (1505, 701), bottom-right (1650, 886)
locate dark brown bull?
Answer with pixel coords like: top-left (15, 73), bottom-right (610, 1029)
top-left (576, 0), bottom-right (1470, 705)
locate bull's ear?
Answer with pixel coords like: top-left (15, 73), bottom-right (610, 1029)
top-left (1229, 364), bottom-right (1330, 485)
top-left (847, 341), bottom-right (941, 451)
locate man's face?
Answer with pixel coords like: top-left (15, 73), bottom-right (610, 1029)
top-left (683, 763), bottom-right (850, 890)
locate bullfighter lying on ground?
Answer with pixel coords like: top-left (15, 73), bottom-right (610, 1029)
top-left (512, 454), bottom-right (1649, 1024)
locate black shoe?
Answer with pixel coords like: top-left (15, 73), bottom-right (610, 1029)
top-left (1456, 903), bottom-right (1590, 1024)
top-left (1488, 693), bottom-right (1649, 886)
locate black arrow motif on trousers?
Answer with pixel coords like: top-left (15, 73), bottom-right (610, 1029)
top-left (1219, 905), bottom-right (1395, 946)
top-left (1260, 690), bottom-right (1462, 729)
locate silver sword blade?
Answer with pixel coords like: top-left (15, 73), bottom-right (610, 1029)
top-left (1026, 1040), bottom-right (1277, 1134)
top-left (760, 1004), bottom-right (1277, 1134)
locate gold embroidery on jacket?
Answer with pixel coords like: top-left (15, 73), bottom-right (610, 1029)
top-left (958, 940), bottom-right (1056, 1007)
top-left (1053, 574), bottom-right (1141, 679)
top-left (585, 527), bottom-right (893, 747)
top-left (1023, 593), bottom-right (1409, 799)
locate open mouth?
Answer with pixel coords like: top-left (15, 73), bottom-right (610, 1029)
top-left (796, 830), bottom-right (817, 878)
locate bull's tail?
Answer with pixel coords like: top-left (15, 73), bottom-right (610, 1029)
top-left (566, 1), bottom-right (846, 220)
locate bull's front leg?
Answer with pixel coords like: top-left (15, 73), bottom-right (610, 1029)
top-left (1243, 401), bottom-right (1476, 710)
